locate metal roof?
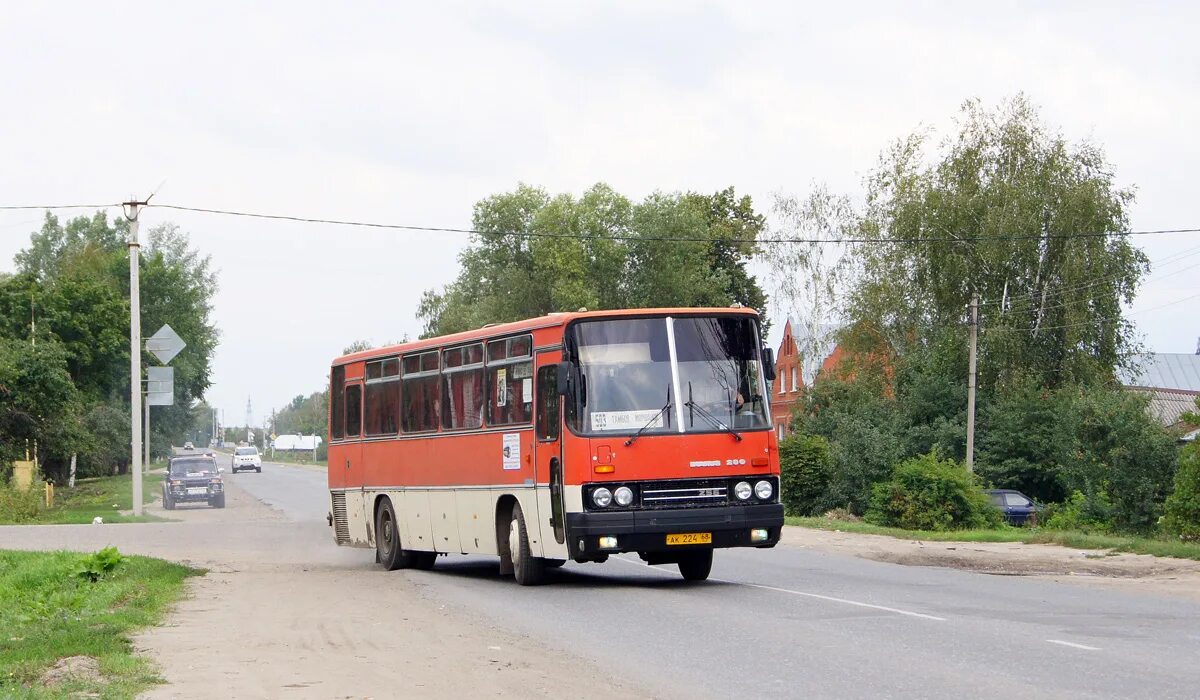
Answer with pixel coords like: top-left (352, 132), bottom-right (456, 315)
top-left (1130, 389), bottom-right (1200, 427)
top-left (1117, 353), bottom-right (1200, 392)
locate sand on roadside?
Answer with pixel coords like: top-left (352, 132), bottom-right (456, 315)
top-left (1, 478), bottom-right (651, 699)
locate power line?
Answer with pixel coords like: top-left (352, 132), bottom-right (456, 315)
top-left (2, 199), bottom-right (1199, 245)
top-left (977, 244), bottom-right (1200, 313)
top-left (0, 203), bottom-right (120, 211)
top-left (147, 203), bottom-right (1200, 246)
top-left (985, 290), bottom-right (1200, 334)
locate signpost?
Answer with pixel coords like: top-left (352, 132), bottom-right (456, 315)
top-left (140, 325), bottom-right (185, 509)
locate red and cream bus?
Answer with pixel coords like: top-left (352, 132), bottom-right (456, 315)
top-left (326, 307), bottom-right (783, 584)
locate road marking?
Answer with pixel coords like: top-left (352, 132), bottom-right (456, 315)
top-left (612, 557), bottom-right (945, 621)
top-left (1046, 639), bottom-right (1101, 651)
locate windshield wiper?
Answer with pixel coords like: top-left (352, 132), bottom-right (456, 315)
top-left (684, 383), bottom-right (742, 442)
top-left (625, 385), bottom-right (672, 447)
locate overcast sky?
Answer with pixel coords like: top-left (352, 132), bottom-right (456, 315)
top-left (2, 2), bottom-right (1197, 429)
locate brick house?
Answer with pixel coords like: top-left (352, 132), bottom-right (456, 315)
top-left (770, 320), bottom-right (867, 437)
top-left (771, 319), bottom-right (803, 439)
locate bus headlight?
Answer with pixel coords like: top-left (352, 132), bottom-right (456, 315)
top-left (755, 480), bottom-right (774, 500)
top-left (734, 481), bottom-right (752, 501)
top-left (614, 486), bottom-right (634, 507)
top-left (592, 487), bottom-right (613, 508)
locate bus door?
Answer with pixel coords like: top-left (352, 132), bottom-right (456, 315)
top-left (535, 351), bottom-right (566, 546)
top-left (341, 379), bottom-right (367, 540)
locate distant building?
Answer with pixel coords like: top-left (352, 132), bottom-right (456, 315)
top-left (771, 320), bottom-right (803, 439)
top-left (272, 434), bottom-right (323, 451)
top-left (771, 319), bottom-right (841, 439)
top-left (1117, 346), bottom-right (1200, 427)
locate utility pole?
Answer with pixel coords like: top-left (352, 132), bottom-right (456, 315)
top-left (124, 198), bottom-right (148, 516)
top-left (966, 293), bottom-right (979, 473)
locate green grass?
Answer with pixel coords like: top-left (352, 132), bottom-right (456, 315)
top-left (0, 548), bottom-right (200, 698)
top-left (262, 452), bottom-right (327, 469)
top-left (787, 516), bottom-right (1200, 561)
top-left (1, 470), bottom-right (167, 525)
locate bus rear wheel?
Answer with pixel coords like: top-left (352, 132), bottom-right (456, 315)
top-left (507, 503), bottom-right (545, 586)
top-left (677, 550), bottom-right (713, 581)
top-left (376, 498), bottom-right (415, 571)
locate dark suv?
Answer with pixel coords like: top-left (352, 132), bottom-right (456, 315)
top-left (163, 454), bottom-right (226, 509)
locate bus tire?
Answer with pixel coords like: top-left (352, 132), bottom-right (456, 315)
top-left (508, 502), bottom-right (545, 585)
top-left (376, 498), bottom-right (414, 571)
top-left (677, 550), bottom-right (713, 581)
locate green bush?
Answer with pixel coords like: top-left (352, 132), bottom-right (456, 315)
top-left (778, 434), bottom-right (832, 516)
top-left (1072, 389), bottom-right (1179, 532)
top-left (1043, 489), bottom-right (1113, 533)
top-left (0, 481), bottom-right (41, 523)
top-left (866, 451), bottom-right (1002, 531)
top-left (1162, 444), bottom-right (1200, 541)
top-left (77, 546), bottom-right (125, 582)
top-left (793, 376), bottom-right (904, 514)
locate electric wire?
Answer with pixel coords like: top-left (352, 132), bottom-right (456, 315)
top-left (3, 200), bottom-right (1200, 245)
top-left (146, 203), bottom-right (1200, 246)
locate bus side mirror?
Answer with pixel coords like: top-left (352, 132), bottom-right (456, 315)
top-left (761, 348), bottom-right (777, 381)
top-left (555, 362), bottom-right (571, 396)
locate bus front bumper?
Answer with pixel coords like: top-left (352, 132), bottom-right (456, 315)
top-left (565, 504), bottom-right (784, 559)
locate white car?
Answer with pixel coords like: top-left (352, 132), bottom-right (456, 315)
top-left (231, 446), bottom-right (262, 473)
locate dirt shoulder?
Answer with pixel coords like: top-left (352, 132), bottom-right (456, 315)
top-left (780, 525), bottom-right (1200, 601)
top-left (1, 478), bottom-right (647, 699)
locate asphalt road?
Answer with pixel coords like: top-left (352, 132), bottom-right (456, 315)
top-left (225, 461), bottom-right (1200, 699)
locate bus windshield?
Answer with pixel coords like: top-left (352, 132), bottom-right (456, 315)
top-left (569, 316), bottom-right (769, 436)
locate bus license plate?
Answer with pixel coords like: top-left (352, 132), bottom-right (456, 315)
top-left (666, 532), bottom-right (711, 545)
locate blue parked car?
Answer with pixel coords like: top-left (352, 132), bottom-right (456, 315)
top-left (985, 489), bottom-right (1043, 526)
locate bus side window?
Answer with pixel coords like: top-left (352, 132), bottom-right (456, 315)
top-left (536, 365), bottom-right (560, 441)
top-left (331, 365), bottom-right (346, 439)
top-left (345, 384), bottom-right (362, 437)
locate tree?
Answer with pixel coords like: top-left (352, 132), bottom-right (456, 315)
top-left (0, 338), bottom-right (85, 478)
top-left (15, 212), bottom-right (128, 283)
top-left (759, 187), bottom-right (855, 375)
top-left (1163, 444), bottom-right (1200, 541)
top-left (274, 391), bottom-right (329, 437)
top-left (2, 212), bottom-right (220, 476)
top-left (341, 340), bottom-right (374, 355)
top-left (138, 223), bottom-right (220, 454)
top-left (418, 183), bottom-right (769, 337)
top-left (843, 95), bottom-right (1146, 389)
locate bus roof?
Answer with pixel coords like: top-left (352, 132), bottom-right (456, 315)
top-left (332, 306), bottom-right (761, 367)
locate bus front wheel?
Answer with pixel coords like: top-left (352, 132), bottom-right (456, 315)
top-left (376, 498), bottom-right (415, 571)
top-left (677, 550), bottom-right (713, 582)
top-left (508, 503), bottom-right (546, 585)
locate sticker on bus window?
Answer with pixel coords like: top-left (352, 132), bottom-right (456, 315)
top-left (502, 432), bottom-right (521, 470)
top-left (521, 377), bottom-right (532, 402)
top-left (496, 368), bottom-right (508, 406)
top-left (591, 410), bottom-right (663, 432)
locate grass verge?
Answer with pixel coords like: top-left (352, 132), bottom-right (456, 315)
top-left (787, 516), bottom-right (1200, 561)
top-left (1, 470), bottom-right (166, 525)
top-left (0, 548), bottom-right (200, 698)
top-left (262, 453), bottom-right (327, 469)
